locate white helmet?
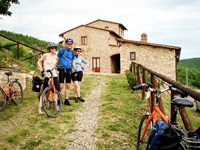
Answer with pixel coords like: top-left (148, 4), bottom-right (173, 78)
top-left (73, 46), bottom-right (82, 51)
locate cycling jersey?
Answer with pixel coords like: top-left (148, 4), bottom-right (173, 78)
top-left (71, 55), bottom-right (89, 73)
top-left (57, 47), bottom-right (75, 69)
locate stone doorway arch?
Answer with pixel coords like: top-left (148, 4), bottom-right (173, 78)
top-left (111, 54), bottom-right (120, 73)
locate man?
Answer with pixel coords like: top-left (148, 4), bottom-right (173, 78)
top-left (57, 38), bottom-right (76, 105)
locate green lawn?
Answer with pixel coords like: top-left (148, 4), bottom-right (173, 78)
top-left (0, 74), bottom-right (199, 150)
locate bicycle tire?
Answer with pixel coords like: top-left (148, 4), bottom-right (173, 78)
top-left (10, 80), bottom-right (23, 105)
top-left (0, 87), bottom-right (7, 111)
top-left (41, 86), bottom-right (62, 118)
top-left (137, 114), bottom-right (152, 150)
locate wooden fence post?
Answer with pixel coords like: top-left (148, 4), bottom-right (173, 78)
top-left (180, 109), bottom-right (194, 132)
top-left (142, 69), bottom-right (147, 100)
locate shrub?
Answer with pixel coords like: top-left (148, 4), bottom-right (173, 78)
top-left (125, 70), bottom-right (136, 88)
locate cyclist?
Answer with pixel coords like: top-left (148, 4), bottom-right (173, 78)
top-left (57, 38), bottom-right (76, 106)
top-left (71, 46), bottom-right (89, 102)
top-left (37, 42), bottom-right (60, 114)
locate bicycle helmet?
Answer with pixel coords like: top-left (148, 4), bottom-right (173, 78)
top-left (48, 42), bottom-right (57, 48)
top-left (65, 38), bottom-right (73, 43)
top-left (73, 46), bottom-right (82, 51)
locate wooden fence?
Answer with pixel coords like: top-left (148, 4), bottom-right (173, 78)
top-left (131, 62), bottom-right (200, 132)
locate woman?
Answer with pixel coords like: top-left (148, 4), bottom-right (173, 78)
top-left (37, 42), bottom-right (60, 114)
top-left (71, 46), bottom-right (89, 103)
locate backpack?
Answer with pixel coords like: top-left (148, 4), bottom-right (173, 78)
top-left (32, 76), bottom-right (42, 92)
top-left (148, 120), bottom-right (180, 150)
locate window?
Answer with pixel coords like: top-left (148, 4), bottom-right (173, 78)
top-left (81, 36), bottom-right (87, 45)
top-left (130, 52), bottom-right (136, 60)
top-left (105, 26), bottom-right (109, 29)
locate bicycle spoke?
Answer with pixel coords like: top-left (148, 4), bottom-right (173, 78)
top-left (11, 81), bottom-right (23, 105)
top-left (42, 86), bottom-right (62, 118)
top-left (137, 114), bottom-right (152, 150)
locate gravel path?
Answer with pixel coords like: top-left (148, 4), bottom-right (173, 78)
top-left (65, 80), bottom-right (105, 150)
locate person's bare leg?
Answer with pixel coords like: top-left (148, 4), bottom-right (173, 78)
top-left (74, 81), bottom-right (80, 102)
top-left (64, 83), bottom-right (71, 105)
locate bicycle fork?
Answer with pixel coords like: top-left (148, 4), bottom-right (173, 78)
top-left (140, 113), bottom-right (153, 142)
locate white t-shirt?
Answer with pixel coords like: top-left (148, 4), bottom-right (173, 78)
top-left (43, 53), bottom-right (58, 77)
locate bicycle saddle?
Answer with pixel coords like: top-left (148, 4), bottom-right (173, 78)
top-left (171, 96), bottom-right (194, 108)
top-left (5, 71), bottom-right (12, 76)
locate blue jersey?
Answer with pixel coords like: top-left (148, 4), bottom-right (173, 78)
top-left (57, 48), bottom-right (75, 69)
top-left (72, 55), bottom-right (89, 73)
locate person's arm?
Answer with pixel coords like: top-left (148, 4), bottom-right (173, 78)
top-left (37, 54), bottom-right (46, 72)
top-left (81, 57), bottom-right (89, 70)
top-left (72, 60), bottom-right (76, 71)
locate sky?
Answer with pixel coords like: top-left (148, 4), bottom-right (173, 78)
top-left (0, 0), bottom-right (200, 59)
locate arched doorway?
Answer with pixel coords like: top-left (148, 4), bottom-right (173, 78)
top-left (111, 54), bottom-right (120, 73)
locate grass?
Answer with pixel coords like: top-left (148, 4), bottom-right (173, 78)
top-left (0, 73), bottom-right (199, 149)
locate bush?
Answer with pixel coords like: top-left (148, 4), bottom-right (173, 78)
top-left (125, 70), bottom-right (136, 88)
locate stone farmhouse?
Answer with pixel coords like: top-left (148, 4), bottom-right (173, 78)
top-left (59, 19), bottom-right (181, 80)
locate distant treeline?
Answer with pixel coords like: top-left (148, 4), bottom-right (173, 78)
top-left (177, 58), bottom-right (200, 88)
top-left (0, 30), bottom-right (49, 49)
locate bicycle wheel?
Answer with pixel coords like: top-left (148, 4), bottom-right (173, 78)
top-left (0, 87), bottom-right (7, 111)
top-left (10, 80), bottom-right (23, 105)
top-left (177, 142), bottom-right (187, 150)
top-left (137, 114), bottom-right (152, 150)
top-left (41, 86), bottom-right (62, 118)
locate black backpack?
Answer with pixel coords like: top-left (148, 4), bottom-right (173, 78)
top-left (148, 120), bottom-right (180, 150)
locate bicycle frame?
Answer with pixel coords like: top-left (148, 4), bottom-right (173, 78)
top-left (0, 77), bottom-right (19, 99)
top-left (140, 104), bottom-right (169, 141)
top-left (43, 75), bottom-right (57, 103)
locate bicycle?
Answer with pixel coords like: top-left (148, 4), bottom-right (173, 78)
top-left (39, 68), bottom-right (62, 118)
top-left (0, 71), bottom-right (23, 111)
top-left (133, 82), bottom-right (200, 150)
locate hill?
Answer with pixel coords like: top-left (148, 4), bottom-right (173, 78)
top-left (0, 30), bottom-right (49, 49)
top-left (179, 58), bottom-right (200, 69)
top-left (0, 30), bottom-right (51, 73)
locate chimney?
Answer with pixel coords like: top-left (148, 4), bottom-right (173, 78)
top-left (141, 33), bottom-right (147, 43)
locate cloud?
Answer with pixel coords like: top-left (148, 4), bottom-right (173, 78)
top-left (0, 0), bottom-right (200, 59)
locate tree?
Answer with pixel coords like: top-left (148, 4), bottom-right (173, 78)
top-left (0, 0), bottom-right (20, 16)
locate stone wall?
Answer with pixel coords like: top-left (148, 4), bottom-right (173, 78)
top-left (87, 20), bottom-right (124, 38)
top-left (120, 43), bottom-right (176, 79)
top-left (0, 70), bottom-right (32, 90)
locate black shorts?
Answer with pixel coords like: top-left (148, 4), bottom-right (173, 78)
top-left (59, 68), bottom-right (72, 83)
top-left (43, 77), bottom-right (60, 92)
top-left (71, 71), bottom-right (83, 82)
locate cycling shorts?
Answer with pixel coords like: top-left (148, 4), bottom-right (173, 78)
top-left (43, 77), bottom-right (60, 92)
top-left (59, 68), bottom-right (72, 83)
top-left (71, 71), bottom-right (83, 82)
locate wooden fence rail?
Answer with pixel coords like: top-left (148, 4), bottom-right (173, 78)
top-left (131, 62), bottom-right (200, 132)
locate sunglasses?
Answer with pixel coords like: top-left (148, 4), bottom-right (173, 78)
top-left (66, 43), bottom-right (72, 45)
top-left (77, 51), bottom-right (81, 52)
top-left (50, 47), bottom-right (56, 49)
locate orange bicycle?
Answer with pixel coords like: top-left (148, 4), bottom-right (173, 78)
top-left (133, 82), bottom-right (196, 150)
top-left (0, 71), bottom-right (23, 111)
top-left (39, 68), bottom-right (62, 118)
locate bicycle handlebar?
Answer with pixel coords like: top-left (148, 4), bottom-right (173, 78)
top-left (132, 82), bottom-right (187, 97)
top-left (132, 81), bottom-right (153, 91)
top-left (41, 66), bottom-right (60, 78)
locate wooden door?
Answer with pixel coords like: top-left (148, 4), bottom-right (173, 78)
top-left (92, 57), bottom-right (100, 72)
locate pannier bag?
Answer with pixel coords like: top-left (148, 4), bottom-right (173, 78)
top-left (32, 76), bottom-right (42, 92)
top-left (148, 120), bottom-right (180, 150)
